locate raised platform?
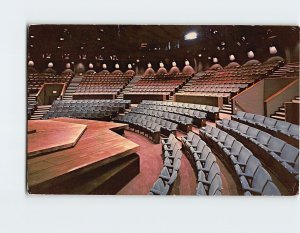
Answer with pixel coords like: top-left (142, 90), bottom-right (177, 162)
top-left (27, 120), bottom-right (87, 157)
top-left (27, 118), bottom-right (140, 194)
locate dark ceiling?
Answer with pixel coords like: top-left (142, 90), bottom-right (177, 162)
top-left (27, 25), bottom-right (299, 65)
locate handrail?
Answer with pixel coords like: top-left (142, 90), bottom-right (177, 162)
top-left (35, 84), bottom-right (45, 97)
top-left (265, 79), bottom-right (299, 103)
top-left (59, 83), bottom-right (67, 100)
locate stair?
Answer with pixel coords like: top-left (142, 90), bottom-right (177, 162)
top-left (220, 102), bottom-right (232, 114)
top-left (29, 105), bottom-right (52, 120)
top-left (116, 76), bottom-right (142, 100)
top-left (270, 96), bottom-right (299, 121)
top-left (62, 76), bottom-right (83, 100)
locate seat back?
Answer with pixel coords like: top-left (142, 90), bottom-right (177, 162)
top-left (244, 156), bottom-right (261, 177)
top-left (224, 135), bottom-right (235, 147)
top-left (208, 175), bottom-right (222, 195)
top-left (280, 143), bottom-right (299, 163)
top-left (252, 166), bottom-right (272, 192)
top-left (263, 117), bottom-right (276, 128)
top-left (262, 181), bottom-right (281, 196)
top-left (256, 131), bottom-right (271, 145)
top-left (237, 123), bottom-right (249, 134)
top-left (246, 127), bottom-right (259, 138)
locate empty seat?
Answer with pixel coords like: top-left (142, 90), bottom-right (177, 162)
top-left (196, 174), bottom-right (222, 195)
top-left (149, 178), bottom-right (170, 195)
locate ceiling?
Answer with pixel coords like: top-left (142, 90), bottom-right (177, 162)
top-left (27, 25), bottom-right (299, 65)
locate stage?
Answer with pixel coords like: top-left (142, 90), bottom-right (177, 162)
top-left (27, 118), bottom-right (140, 194)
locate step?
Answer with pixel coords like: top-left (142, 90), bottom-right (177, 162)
top-left (223, 104), bottom-right (232, 108)
top-left (275, 111), bottom-right (285, 116)
top-left (220, 109), bottom-right (232, 114)
top-left (271, 115), bottom-right (285, 120)
top-left (279, 107), bottom-right (285, 111)
top-left (292, 100), bottom-right (300, 103)
top-left (296, 97), bottom-right (300, 100)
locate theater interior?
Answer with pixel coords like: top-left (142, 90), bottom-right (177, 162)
top-left (26, 25), bottom-right (299, 196)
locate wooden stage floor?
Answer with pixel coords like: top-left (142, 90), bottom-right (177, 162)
top-left (27, 118), bottom-right (140, 194)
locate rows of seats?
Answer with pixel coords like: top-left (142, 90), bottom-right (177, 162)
top-left (232, 111), bottom-right (299, 147)
top-left (130, 107), bottom-right (193, 133)
top-left (200, 125), bottom-right (281, 195)
top-left (27, 73), bottom-right (73, 93)
top-left (137, 103), bottom-right (207, 127)
top-left (117, 112), bottom-right (178, 139)
top-left (181, 132), bottom-right (222, 195)
top-left (124, 74), bottom-right (190, 97)
top-left (141, 100), bottom-right (219, 122)
top-left (57, 99), bottom-right (131, 108)
top-left (269, 62), bottom-right (299, 78)
top-left (183, 86), bottom-right (240, 95)
top-left (217, 119), bottom-right (298, 194)
top-left (117, 113), bottom-right (162, 143)
top-left (43, 99), bottom-right (128, 121)
top-left (149, 134), bottom-right (182, 195)
top-left (75, 74), bottom-right (132, 95)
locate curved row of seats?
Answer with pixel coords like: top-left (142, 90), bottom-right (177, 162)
top-left (199, 125), bottom-right (281, 195)
top-left (216, 119), bottom-right (298, 194)
top-left (232, 111), bottom-right (299, 147)
top-left (181, 132), bottom-right (222, 195)
top-left (117, 113), bottom-right (178, 140)
top-left (43, 99), bottom-right (127, 120)
top-left (141, 100), bottom-right (219, 122)
top-left (131, 107), bottom-right (192, 133)
top-left (137, 103), bottom-right (207, 127)
top-left (149, 134), bottom-right (182, 195)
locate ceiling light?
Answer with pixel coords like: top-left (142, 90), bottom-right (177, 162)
top-left (101, 46), bottom-right (105, 50)
top-left (97, 37), bottom-right (101, 41)
top-left (213, 57), bottom-right (218, 63)
top-left (30, 35), bottom-right (35, 39)
top-left (269, 46), bottom-right (277, 55)
top-left (184, 32), bottom-right (198, 40)
top-left (229, 54), bottom-right (235, 61)
top-left (198, 54), bottom-right (202, 57)
top-left (136, 59), bottom-right (140, 63)
top-left (60, 37), bottom-right (64, 41)
top-left (221, 42), bottom-right (225, 46)
top-left (208, 56), bottom-right (211, 60)
top-left (248, 51), bottom-right (255, 58)
top-left (217, 46), bottom-right (221, 50)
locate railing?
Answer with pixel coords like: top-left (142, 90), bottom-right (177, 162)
top-left (264, 79), bottom-right (299, 117)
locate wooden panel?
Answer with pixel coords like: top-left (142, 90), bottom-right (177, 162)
top-left (123, 92), bottom-right (169, 104)
top-left (285, 102), bottom-right (299, 125)
top-left (174, 93), bottom-right (223, 107)
top-left (72, 93), bottom-right (116, 99)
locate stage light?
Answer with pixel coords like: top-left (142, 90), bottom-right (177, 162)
top-left (269, 46), bottom-right (277, 54)
top-left (213, 57), bottom-right (218, 63)
top-left (248, 51), bottom-right (255, 58)
top-left (184, 32), bottom-right (198, 40)
top-left (229, 54), bottom-right (235, 61)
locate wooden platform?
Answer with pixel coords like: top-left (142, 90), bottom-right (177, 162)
top-left (27, 118), bottom-right (140, 194)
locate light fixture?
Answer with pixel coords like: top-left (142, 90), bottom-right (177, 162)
top-left (172, 61), bottom-right (177, 67)
top-left (147, 63), bottom-right (152, 68)
top-left (198, 54), bottom-right (202, 57)
top-left (115, 63), bottom-right (120, 69)
top-left (29, 44), bottom-right (34, 48)
top-left (159, 62), bottom-right (164, 68)
top-left (217, 46), bottom-right (221, 50)
top-left (136, 59), bottom-right (140, 63)
top-left (208, 56), bottom-right (211, 60)
top-left (57, 46), bottom-right (61, 49)
top-left (89, 63), bottom-right (93, 69)
top-left (97, 37), bottom-right (101, 41)
top-left (248, 51), bottom-right (255, 58)
top-left (60, 37), bottom-right (64, 41)
top-left (102, 64), bottom-right (107, 69)
top-left (184, 32), bottom-right (198, 40)
top-left (221, 42), bottom-right (226, 46)
top-left (65, 63), bottom-right (71, 69)
top-left (213, 57), bottom-right (218, 63)
top-left (269, 46), bottom-right (277, 55)
top-left (28, 60), bottom-right (34, 66)
top-left (128, 64), bottom-right (132, 69)
top-left (185, 60), bottom-right (190, 66)
top-left (30, 35), bottom-right (35, 39)
top-left (101, 46), bottom-right (105, 50)
top-left (229, 54), bottom-right (235, 61)
top-left (48, 62), bottom-right (54, 68)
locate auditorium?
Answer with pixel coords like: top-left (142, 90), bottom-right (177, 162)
top-left (26, 25), bottom-right (299, 196)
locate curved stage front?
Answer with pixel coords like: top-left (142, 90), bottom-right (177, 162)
top-left (27, 118), bottom-right (140, 194)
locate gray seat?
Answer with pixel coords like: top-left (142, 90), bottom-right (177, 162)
top-left (259, 136), bottom-right (285, 154)
top-left (182, 131), bottom-right (195, 144)
top-left (233, 123), bottom-right (249, 134)
top-left (270, 143), bottom-right (299, 166)
top-left (230, 147), bottom-right (252, 167)
top-left (159, 166), bottom-right (178, 185)
top-left (253, 115), bottom-right (265, 124)
top-left (190, 140), bottom-right (206, 155)
top-left (186, 134), bottom-right (201, 149)
top-left (223, 140), bottom-right (243, 157)
top-left (249, 131), bottom-right (271, 146)
top-left (262, 117), bottom-right (277, 129)
top-left (274, 121), bottom-right (291, 132)
top-left (217, 135), bottom-right (235, 149)
top-left (196, 174), bottom-right (222, 195)
top-left (244, 127), bottom-right (260, 139)
top-left (239, 166), bottom-right (273, 195)
top-left (211, 130), bottom-right (227, 143)
top-left (149, 178), bottom-right (170, 195)
top-left (235, 155), bottom-right (261, 178)
top-left (198, 163), bottom-right (221, 183)
top-left (194, 145), bottom-right (211, 162)
top-left (196, 152), bottom-right (216, 172)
